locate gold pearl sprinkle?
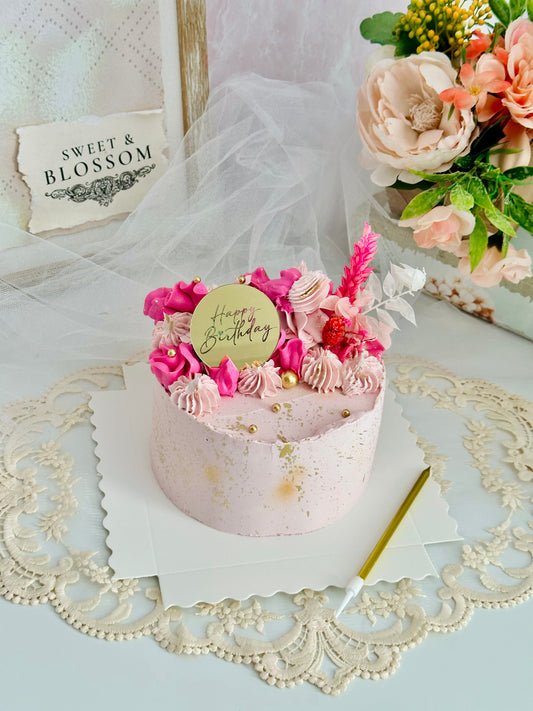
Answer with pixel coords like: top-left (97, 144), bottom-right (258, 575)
top-left (238, 275), bottom-right (246, 284)
top-left (167, 349), bottom-right (177, 357)
top-left (248, 424), bottom-right (258, 434)
top-left (342, 409), bottom-right (351, 418)
top-left (281, 370), bottom-right (299, 389)
top-left (192, 276), bottom-right (201, 283)
top-left (271, 403), bottom-right (281, 413)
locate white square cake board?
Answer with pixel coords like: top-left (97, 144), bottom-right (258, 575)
top-left (90, 364), bottom-right (461, 608)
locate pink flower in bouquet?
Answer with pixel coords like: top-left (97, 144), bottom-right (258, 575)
top-left (466, 30), bottom-right (494, 61)
top-left (502, 20), bottom-right (533, 129)
top-left (149, 342), bottom-right (202, 389)
top-left (490, 119), bottom-right (532, 172)
top-left (357, 52), bottom-right (476, 186)
top-left (439, 55), bottom-right (509, 122)
top-left (400, 205), bottom-right (475, 254)
top-left (457, 244), bottom-right (532, 287)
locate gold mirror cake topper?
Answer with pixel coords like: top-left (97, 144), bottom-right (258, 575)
top-left (190, 284), bottom-right (281, 370)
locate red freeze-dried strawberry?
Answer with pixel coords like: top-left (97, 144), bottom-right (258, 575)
top-left (322, 316), bottom-right (346, 349)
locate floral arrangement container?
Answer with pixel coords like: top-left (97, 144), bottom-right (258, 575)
top-left (354, 0), bottom-right (533, 339)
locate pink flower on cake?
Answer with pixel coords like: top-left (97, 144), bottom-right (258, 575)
top-left (169, 374), bottom-right (221, 416)
top-left (457, 243), bottom-right (532, 287)
top-left (288, 270), bottom-right (332, 313)
top-left (357, 52), bottom-right (476, 186)
top-left (144, 287), bottom-right (171, 322)
top-left (273, 336), bottom-right (307, 377)
top-left (237, 360), bottom-right (282, 398)
top-left (341, 354), bottom-right (384, 396)
top-left (281, 308), bottom-right (328, 349)
top-left (245, 266), bottom-right (302, 312)
top-left (300, 347), bottom-right (342, 394)
top-left (151, 312), bottom-right (193, 349)
top-left (400, 205), bottom-right (475, 254)
top-left (149, 342), bottom-right (202, 389)
top-left (164, 279), bottom-right (208, 313)
top-left (208, 356), bottom-right (240, 397)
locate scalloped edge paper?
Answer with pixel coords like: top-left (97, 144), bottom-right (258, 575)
top-left (89, 363), bottom-right (461, 608)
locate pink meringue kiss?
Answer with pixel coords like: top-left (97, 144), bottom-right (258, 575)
top-left (300, 347), bottom-right (342, 393)
top-left (341, 354), bottom-right (384, 396)
top-left (288, 271), bottom-right (332, 313)
top-left (237, 360), bottom-right (282, 398)
top-left (169, 374), bottom-right (221, 416)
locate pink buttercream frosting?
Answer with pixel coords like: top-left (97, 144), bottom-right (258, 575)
top-left (288, 271), bottom-right (332, 313)
top-left (301, 347), bottom-right (342, 393)
top-left (169, 374), bottom-right (221, 416)
top-left (151, 312), bottom-right (193, 349)
top-left (237, 360), bottom-right (282, 398)
top-left (341, 354), bottom-right (384, 396)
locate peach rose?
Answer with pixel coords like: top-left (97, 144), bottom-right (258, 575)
top-left (400, 205), bottom-right (475, 253)
top-left (458, 244), bottom-right (532, 287)
top-left (357, 52), bottom-right (476, 186)
top-left (502, 20), bottom-right (533, 129)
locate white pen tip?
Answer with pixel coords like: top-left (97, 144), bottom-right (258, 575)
top-left (334, 575), bottom-right (365, 618)
top-left (334, 592), bottom-right (354, 618)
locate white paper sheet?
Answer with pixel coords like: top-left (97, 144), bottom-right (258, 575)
top-left (90, 363), bottom-right (461, 607)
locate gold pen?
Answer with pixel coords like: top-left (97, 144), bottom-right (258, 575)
top-left (335, 467), bottom-right (431, 618)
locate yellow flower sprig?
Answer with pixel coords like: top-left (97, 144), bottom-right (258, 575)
top-left (394, 0), bottom-right (492, 58)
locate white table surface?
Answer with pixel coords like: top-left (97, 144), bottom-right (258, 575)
top-left (1, 295), bottom-right (532, 708)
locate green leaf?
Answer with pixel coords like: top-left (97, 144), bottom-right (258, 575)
top-left (501, 232), bottom-right (510, 258)
top-left (489, 0), bottom-right (511, 25)
top-left (468, 176), bottom-right (494, 211)
top-left (510, 0), bottom-right (527, 19)
top-left (409, 169), bottom-right (464, 183)
top-left (485, 205), bottom-right (517, 237)
top-left (528, 0), bottom-right (533, 21)
top-left (506, 192), bottom-right (533, 232)
top-left (400, 186), bottom-right (449, 220)
top-left (469, 215), bottom-right (489, 271)
top-left (360, 12), bottom-right (403, 45)
top-left (450, 184), bottom-right (475, 211)
top-left (503, 166), bottom-right (533, 183)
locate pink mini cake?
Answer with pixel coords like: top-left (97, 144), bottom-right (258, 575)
top-left (144, 225), bottom-right (397, 536)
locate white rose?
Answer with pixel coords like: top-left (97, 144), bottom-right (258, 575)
top-left (357, 52), bottom-right (476, 187)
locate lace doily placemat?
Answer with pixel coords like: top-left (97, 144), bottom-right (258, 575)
top-left (1, 355), bottom-right (532, 695)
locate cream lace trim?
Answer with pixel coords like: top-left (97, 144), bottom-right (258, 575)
top-left (1, 356), bottom-right (531, 695)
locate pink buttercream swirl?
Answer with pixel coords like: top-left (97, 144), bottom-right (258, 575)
top-left (300, 347), bottom-right (342, 393)
top-left (151, 312), bottom-right (193, 349)
top-left (169, 374), bottom-right (221, 416)
top-left (288, 271), bottom-right (332, 313)
top-left (341, 354), bottom-right (384, 396)
top-left (237, 360), bottom-right (282, 398)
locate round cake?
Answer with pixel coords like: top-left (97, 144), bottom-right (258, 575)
top-left (144, 224), bottom-right (398, 536)
top-left (150, 374), bottom-right (385, 536)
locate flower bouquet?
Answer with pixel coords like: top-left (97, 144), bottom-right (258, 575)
top-left (355, 0), bottom-right (533, 337)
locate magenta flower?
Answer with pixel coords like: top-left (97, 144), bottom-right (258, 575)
top-left (144, 287), bottom-right (171, 322)
top-left (247, 267), bottom-right (301, 312)
top-left (165, 280), bottom-right (208, 312)
top-left (273, 337), bottom-right (307, 376)
top-left (149, 342), bottom-right (202, 388)
top-left (208, 356), bottom-right (240, 397)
